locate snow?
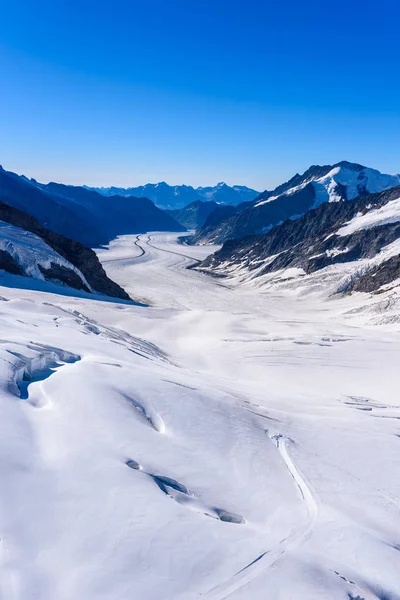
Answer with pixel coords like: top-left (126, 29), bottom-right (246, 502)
top-left (316, 165), bottom-right (400, 204)
top-left (255, 165), bottom-right (400, 211)
top-left (0, 232), bottom-right (399, 599)
top-left (326, 246), bottom-right (350, 258)
top-left (337, 195), bottom-right (400, 236)
top-left (0, 220), bottom-right (90, 287)
top-left (312, 178), bottom-right (342, 207)
top-left (254, 194), bottom-right (280, 207)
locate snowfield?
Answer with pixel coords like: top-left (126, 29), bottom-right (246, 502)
top-left (337, 195), bottom-right (400, 236)
top-left (1, 232), bottom-right (400, 600)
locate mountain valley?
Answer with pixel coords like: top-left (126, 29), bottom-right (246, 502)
top-left (0, 161), bottom-right (400, 599)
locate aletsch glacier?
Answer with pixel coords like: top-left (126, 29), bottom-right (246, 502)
top-left (0, 162), bottom-right (400, 599)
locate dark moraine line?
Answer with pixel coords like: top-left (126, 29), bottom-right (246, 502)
top-left (146, 235), bottom-right (202, 267)
top-left (133, 235), bottom-right (146, 258)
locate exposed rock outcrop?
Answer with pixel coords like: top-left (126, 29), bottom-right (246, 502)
top-left (0, 249), bottom-right (24, 276)
top-left (0, 198), bottom-right (130, 299)
top-left (192, 162), bottom-right (400, 245)
top-left (199, 186), bottom-right (400, 294)
top-left (346, 255), bottom-right (400, 293)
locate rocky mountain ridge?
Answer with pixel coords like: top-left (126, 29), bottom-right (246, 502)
top-left (191, 162), bottom-right (400, 245)
top-left (198, 185), bottom-right (400, 294)
top-left (0, 198), bottom-right (131, 299)
top-left (86, 181), bottom-right (259, 210)
top-left (0, 166), bottom-right (185, 247)
top-left (165, 200), bottom-right (218, 229)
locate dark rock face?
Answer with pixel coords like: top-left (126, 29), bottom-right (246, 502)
top-left (197, 182), bottom-right (317, 246)
top-left (346, 255), bottom-right (400, 293)
top-left (193, 178), bottom-right (319, 244)
top-left (165, 200), bottom-right (218, 229)
top-left (0, 249), bottom-right (24, 276)
top-left (200, 186), bottom-right (400, 294)
top-left (0, 199), bottom-right (130, 300)
top-left (38, 263), bottom-right (91, 292)
top-left (259, 221), bottom-right (400, 277)
top-left (40, 230), bottom-right (131, 299)
top-left (220, 183), bottom-right (316, 242)
top-left (188, 204), bottom-right (238, 244)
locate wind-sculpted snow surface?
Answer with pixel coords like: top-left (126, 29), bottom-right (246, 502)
top-left (0, 232), bottom-right (399, 599)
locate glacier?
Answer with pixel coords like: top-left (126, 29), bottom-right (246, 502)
top-left (0, 232), bottom-right (399, 599)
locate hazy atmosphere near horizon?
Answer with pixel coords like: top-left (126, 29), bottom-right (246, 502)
top-left (1, 0), bottom-right (400, 188)
top-left (1, 2), bottom-right (400, 600)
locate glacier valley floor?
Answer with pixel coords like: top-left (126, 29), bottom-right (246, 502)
top-left (1, 233), bottom-right (399, 600)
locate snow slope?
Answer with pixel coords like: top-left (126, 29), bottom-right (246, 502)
top-left (0, 232), bottom-right (399, 599)
top-left (256, 164), bottom-right (400, 208)
top-left (0, 220), bottom-right (91, 286)
top-left (337, 195), bottom-right (400, 236)
top-left (314, 164), bottom-right (400, 203)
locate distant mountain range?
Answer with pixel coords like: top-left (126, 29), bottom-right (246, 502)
top-left (85, 182), bottom-right (259, 210)
top-left (2, 160), bottom-right (400, 298)
top-left (165, 201), bottom-right (218, 229)
top-left (191, 161), bottom-right (400, 245)
top-left (0, 166), bottom-right (185, 247)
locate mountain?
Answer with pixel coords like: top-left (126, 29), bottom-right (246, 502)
top-left (165, 200), bottom-right (218, 229)
top-left (0, 166), bottom-right (185, 247)
top-left (86, 182), bottom-right (201, 210)
top-left (0, 198), bottom-right (130, 299)
top-left (38, 180), bottom-right (186, 240)
top-left (86, 182), bottom-right (259, 210)
top-left (196, 183), bottom-right (259, 206)
top-left (0, 165), bottom-right (102, 246)
top-left (191, 162), bottom-right (400, 245)
top-left (198, 185), bottom-right (400, 294)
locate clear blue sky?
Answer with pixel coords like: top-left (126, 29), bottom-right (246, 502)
top-left (1, 0), bottom-right (399, 190)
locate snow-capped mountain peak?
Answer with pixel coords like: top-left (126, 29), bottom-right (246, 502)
top-left (255, 162), bottom-right (400, 209)
top-left (191, 161), bottom-right (400, 245)
top-left (85, 182), bottom-right (259, 209)
top-left (312, 163), bottom-right (400, 207)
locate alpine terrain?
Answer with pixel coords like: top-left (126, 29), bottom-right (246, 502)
top-left (191, 161), bottom-right (400, 245)
top-left (0, 162), bottom-right (399, 600)
top-left (86, 181), bottom-right (260, 210)
top-left (0, 166), bottom-right (186, 247)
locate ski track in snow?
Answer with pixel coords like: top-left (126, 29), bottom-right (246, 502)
top-left (201, 433), bottom-right (319, 599)
top-left (0, 232), bottom-right (399, 599)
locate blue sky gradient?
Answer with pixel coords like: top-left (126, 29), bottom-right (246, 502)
top-left (1, 0), bottom-right (399, 189)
